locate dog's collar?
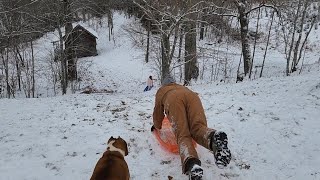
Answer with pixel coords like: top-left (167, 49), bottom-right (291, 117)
top-left (106, 140), bottom-right (125, 157)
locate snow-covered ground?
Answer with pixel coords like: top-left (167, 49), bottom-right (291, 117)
top-left (1, 70), bottom-right (319, 180)
top-left (1, 11), bottom-right (320, 180)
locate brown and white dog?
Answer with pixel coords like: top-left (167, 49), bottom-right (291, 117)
top-left (90, 136), bottom-right (130, 180)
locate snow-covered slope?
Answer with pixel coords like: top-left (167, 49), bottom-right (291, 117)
top-left (31, 12), bottom-right (154, 97)
top-left (1, 70), bottom-right (319, 180)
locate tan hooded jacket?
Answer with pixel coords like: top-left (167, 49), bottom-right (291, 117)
top-left (153, 82), bottom-right (214, 173)
top-left (153, 83), bottom-right (187, 129)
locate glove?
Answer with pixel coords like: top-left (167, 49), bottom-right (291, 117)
top-left (151, 125), bottom-right (156, 132)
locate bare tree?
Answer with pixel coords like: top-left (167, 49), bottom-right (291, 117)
top-left (145, 20), bottom-right (151, 63)
top-left (278, 0), bottom-right (317, 75)
top-left (134, 0), bottom-right (181, 82)
top-left (39, 0), bottom-right (68, 94)
top-left (249, 5), bottom-right (261, 79)
top-left (0, 0), bottom-right (42, 97)
top-left (134, 0), bottom-right (205, 83)
top-left (63, 0), bottom-right (77, 81)
top-left (234, 0), bottom-right (252, 77)
top-left (203, 0), bottom-right (278, 79)
top-left (0, 0), bottom-right (117, 97)
top-left (291, 0), bottom-right (316, 72)
top-left (260, 10), bottom-right (275, 78)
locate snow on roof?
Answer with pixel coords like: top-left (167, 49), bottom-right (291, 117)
top-left (51, 22), bottom-right (99, 42)
top-left (72, 22), bottom-right (99, 39)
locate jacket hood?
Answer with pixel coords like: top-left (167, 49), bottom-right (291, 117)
top-left (162, 74), bottom-right (176, 86)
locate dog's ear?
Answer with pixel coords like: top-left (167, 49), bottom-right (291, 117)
top-left (111, 136), bottom-right (117, 140)
top-left (107, 136), bottom-right (115, 143)
top-left (124, 140), bottom-right (129, 156)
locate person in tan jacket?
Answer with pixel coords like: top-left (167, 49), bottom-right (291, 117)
top-left (151, 75), bottom-right (231, 180)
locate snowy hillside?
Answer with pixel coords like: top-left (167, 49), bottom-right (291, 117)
top-left (1, 70), bottom-right (319, 180)
top-left (1, 11), bottom-right (320, 180)
top-left (29, 13), bottom-right (154, 97)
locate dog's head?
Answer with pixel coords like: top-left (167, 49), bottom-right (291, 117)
top-left (107, 136), bottom-right (129, 156)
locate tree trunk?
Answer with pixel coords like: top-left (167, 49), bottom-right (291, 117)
top-left (296, 16), bottom-right (315, 68)
top-left (170, 26), bottom-right (179, 61)
top-left (64, 0), bottom-right (76, 81)
top-left (15, 46), bottom-right (24, 91)
top-left (184, 21), bottom-right (198, 85)
top-left (145, 20), bottom-right (150, 63)
top-left (57, 27), bottom-right (67, 95)
top-left (107, 9), bottom-right (113, 41)
top-left (286, 0), bottom-right (302, 75)
top-left (15, 58), bottom-right (21, 91)
top-left (249, 7), bottom-right (261, 79)
top-left (184, 0), bottom-right (198, 85)
top-left (317, 3), bottom-right (320, 30)
top-left (178, 28), bottom-right (184, 82)
top-left (260, 11), bottom-right (275, 78)
top-left (2, 49), bottom-right (10, 98)
top-left (199, 8), bottom-right (207, 40)
top-left (236, 0), bottom-right (252, 76)
top-left (161, 33), bottom-right (171, 83)
top-left (292, 0), bottom-right (309, 72)
top-left (31, 40), bottom-right (35, 98)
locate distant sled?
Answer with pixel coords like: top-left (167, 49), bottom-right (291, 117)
top-left (153, 117), bottom-right (197, 154)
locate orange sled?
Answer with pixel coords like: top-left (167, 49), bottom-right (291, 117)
top-left (153, 117), bottom-right (197, 154)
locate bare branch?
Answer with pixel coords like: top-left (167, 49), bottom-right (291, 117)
top-left (245, 4), bottom-right (279, 16)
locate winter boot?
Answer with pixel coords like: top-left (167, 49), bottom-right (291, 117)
top-left (185, 157), bottom-right (203, 180)
top-left (210, 131), bottom-right (231, 168)
top-left (188, 165), bottom-right (203, 180)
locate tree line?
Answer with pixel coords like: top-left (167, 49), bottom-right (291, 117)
top-left (132, 0), bottom-right (319, 83)
top-left (0, 0), bottom-right (319, 98)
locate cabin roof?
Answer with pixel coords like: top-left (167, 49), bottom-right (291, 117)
top-left (63, 24), bottom-right (98, 40)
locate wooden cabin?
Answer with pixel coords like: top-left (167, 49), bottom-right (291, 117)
top-left (64, 25), bottom-right (98, 58)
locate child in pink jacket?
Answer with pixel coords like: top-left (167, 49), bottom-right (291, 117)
top-left (144, 76), bottom-right (154, 92)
